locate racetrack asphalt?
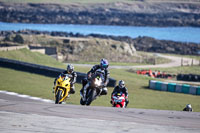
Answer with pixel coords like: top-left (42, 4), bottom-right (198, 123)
top-left (0, 92), bottom-right (200, 133)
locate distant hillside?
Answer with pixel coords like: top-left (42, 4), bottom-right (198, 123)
top-left (0, 31), bottom-right (139, 63)
top-left (1, 30), bottom-right (199, 59)
top-left (0, 0), bottom-right (200, 26)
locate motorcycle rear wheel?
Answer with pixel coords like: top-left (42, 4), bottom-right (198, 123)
top-left (55, 89), bottom-right (62, 104)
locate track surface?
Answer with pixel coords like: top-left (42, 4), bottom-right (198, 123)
top-left (0, 93), bottom-right (200, 133)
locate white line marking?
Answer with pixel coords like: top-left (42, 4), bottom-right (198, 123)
top-left (0, 90), bottom-right (54, 103)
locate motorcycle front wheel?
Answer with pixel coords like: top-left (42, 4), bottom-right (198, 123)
top-left (80, 98), bottom-right (86, 105)
top-left (86, 89), bottom-right (97, 106)
top-left (55, 89), bottom-right (62, 104)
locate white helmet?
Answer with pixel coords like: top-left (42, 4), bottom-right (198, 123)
top-left (67, 64), bottom-right (74, 73)
top-left (118, 80), bottom-right (125, 88)
top-left (186, 104), bottom-right (192, 109)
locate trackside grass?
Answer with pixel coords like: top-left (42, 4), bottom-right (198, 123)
top-left (0, 49), bottom-right (200, 112)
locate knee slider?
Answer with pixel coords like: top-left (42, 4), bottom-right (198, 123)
top-left (101, 87), bottom-right (108, 95)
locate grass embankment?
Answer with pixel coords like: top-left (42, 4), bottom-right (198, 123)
top-left (0, 48), bottom-right (64, 68)
top-left (0, 49), bottom-right (200, 112)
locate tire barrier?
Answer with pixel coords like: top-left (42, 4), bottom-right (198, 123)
top-left (0, 57), bottom-right (116, 87)
top-left (149, 80), bottom-right (200, 95)
top-left (177, 74), bottom-right (200, 82)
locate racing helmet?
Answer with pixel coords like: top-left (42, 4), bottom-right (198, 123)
top-left (67, 64), bottom-right (74, 73)
top-left (118, 80), bottom-right (125, 88)
top-left (100, 58), bottom-right (109, 69)
top-left (186, 104), bottom-right (192, 109)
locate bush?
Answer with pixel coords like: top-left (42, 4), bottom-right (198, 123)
top-left (13, 34), bottom-right (24, 44)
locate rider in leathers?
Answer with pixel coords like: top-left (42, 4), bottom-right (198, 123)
top-left (54, 64), bottom-right (77, 95)
top-left (111, 80), bottom-right (129, 107)
top-left (80, 59), bottom-right (109, 101)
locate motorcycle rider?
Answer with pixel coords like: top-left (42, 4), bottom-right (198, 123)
top-left (80, 58), bottom-right (110, 101)
top-left (183, 104), bottom-right (193, 112)
top-left (53, 64), bottom-right (77, 96)
top-left (111, 80), bottom-right (129, 107)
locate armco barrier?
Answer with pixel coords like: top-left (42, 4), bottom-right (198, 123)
top-left (149, 80), bottom-right (200, 95)
top-left (0, 57), bottom-right (116, 87)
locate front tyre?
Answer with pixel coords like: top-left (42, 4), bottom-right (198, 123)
top-left (86, 90), bottom-right (97, 106)
top-left (80, 98), bottom-right (86, 105)
top-left (55, 89), bottom-right (62, 104)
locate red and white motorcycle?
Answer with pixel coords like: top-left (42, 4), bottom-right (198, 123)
top-left (111, 92), bottom-right (126, 108)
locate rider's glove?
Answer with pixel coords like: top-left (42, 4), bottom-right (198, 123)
top-left (87, 73), bottom-right (92, 79)
top-left (102, 83), bottom-right (106, 88)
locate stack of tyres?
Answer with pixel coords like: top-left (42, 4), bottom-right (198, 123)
top-left (168, 83), bottom-right (176, 92)
top-left (189, 86), bottom-right (197, 95)
top-left (155, 81), bottom-right (162, 91)
top-left (175, 84), bottom-right (182, 93)
top-left (182, 84), bottom-right (190, 94)
top-left (149, 80), bottom-right (156, 89)
top-left (197, 86), bottom-right (200, 95)
top-left (177, 74), bottom-right (200, 82)
top-left (161, 82), bottom-right (168, 91)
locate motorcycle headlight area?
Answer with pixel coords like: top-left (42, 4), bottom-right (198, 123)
top-left (114, 99), bottom-right (122, 103)
top-left (94, 78), bottom-right (101, 86)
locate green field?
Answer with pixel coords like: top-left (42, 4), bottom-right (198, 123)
top-left (0, 49), bottom-right (200, 112)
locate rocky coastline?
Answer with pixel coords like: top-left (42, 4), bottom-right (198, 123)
top-left (0, 1), bottom-right (200, 27)
top-left (0, 30), bottom-right (199, 56)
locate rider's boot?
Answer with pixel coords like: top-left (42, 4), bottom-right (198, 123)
top-left (80, 88), bottom-right (83, 97)
top-left (68, 86), bottom-right (75, 98)
top-left (80, 78), bottom-right (87, 97)
top-left (125, 99), bottom-right (129, 108)
top-left (52, 87), bottom-right (55, 93)
top-left (100, 87), bottom-right (108, 95)
top-left (82, 83), bottom-right (89, 101)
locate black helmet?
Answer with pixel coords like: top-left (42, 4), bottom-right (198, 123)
top-left (118, 80), bottom-right (125, 88)
top-left (67, 64), bottom-right (74, 73)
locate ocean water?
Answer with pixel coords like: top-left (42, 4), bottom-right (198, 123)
top-left (0, 22), bottom-right (200, 43)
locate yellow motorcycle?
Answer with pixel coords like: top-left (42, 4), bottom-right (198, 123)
top-left (54, 74), bottom-right (71, 104)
